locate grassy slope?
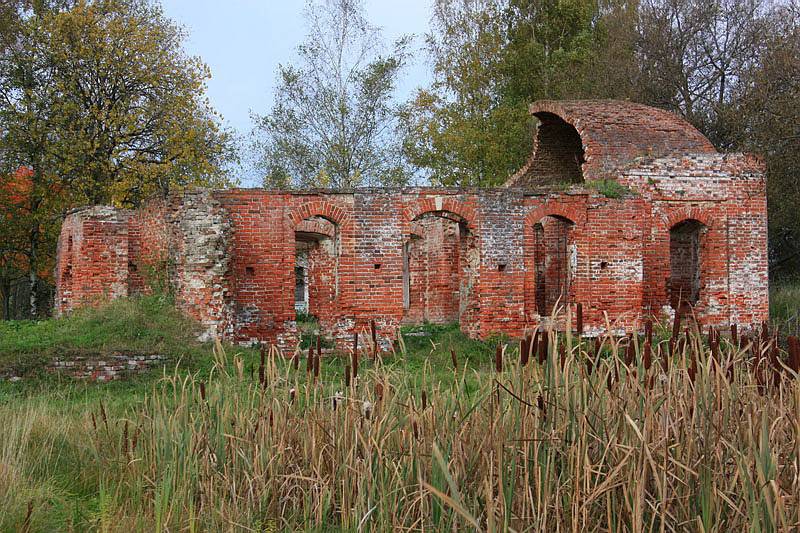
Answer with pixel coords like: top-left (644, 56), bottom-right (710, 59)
top-left (0, 296), bottom-right (208, 374)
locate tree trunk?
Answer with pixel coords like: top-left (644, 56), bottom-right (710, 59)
top-left (0, 276), bottom-right (10, 320)
top-left (29, 227), bottom-right (38, 318)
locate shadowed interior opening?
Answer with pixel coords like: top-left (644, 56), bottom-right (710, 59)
top-left (669, 219), bottom-right (704, 311)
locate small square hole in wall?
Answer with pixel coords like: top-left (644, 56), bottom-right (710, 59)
top-left (374, 263), bottom-right (381, 270)
top-left (600, 261), bottom-right (609, 270)
top-left (245, 266), bottom-right (255, 276)
top-left (497, 263), bottom-right (506, 272)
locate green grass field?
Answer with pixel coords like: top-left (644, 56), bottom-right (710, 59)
top-left (0, 287), bottom-right (798, 531)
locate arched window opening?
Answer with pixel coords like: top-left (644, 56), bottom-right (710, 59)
top-left (294, 216), bottom-right (339, 321)
top-left (669, 219), bottom-right (704, 311)
top-left (402, 211), bottom-right (478, 325)
top-left (533, 215), bottom-right (574, 316)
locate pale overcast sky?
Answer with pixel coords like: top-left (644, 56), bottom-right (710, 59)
top-left (160, 1), bottom-right (434, 142)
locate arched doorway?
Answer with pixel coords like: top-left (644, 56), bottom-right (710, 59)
top-left (669, 219), bottom-right (705, 311)
top-left (533, 215), bottom-right (575, 316)
top-left (294, 215), bottom-right (339, 321)
top-left (402, 211), bottom-right (478, 325)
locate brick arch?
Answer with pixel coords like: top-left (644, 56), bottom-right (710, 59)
top-left (289, 200), bottom-right (351, 229)
top-left (403, 197), bottom-right (478, 232)
top-left (660, 206), bottom-right (714, 232)
top-left (524, 202), bottom-right (585, 227)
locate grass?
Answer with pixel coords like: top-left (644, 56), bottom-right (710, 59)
top-left (588, 178), bottom-right (634, 198)
top-left (1, 329), bottom-right (798, 530)
top-left (0, 295), bottom-right (206, 375)
top-left (771, 279), bottom-right (800, 336)
top-left (0, 291), bottom-right (799, 530)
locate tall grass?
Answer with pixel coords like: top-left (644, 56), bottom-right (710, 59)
top-left (1, 326), bottom-right (798, 531)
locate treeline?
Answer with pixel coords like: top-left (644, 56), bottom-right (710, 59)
top-left (1, 0), bottom-right (798, 318)
top-left (255, 0), bottom-right (800, 274)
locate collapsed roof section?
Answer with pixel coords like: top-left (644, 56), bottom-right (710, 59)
top-left (507, 100), bottom-right (718, 188)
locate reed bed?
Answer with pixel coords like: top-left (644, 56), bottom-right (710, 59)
top-left (2, 322), bottom-right (800, 531)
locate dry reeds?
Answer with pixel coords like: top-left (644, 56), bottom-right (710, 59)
top-left (2, 320), bottom-right (799, 531)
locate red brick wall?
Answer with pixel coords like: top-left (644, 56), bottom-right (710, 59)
top-left (55, 206), bottom-right (131, 315)
top-left (55, 101), bottom-right (769, 348)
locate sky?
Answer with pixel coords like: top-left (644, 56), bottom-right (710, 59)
top-left (160, 0), bottom-right (434, 185)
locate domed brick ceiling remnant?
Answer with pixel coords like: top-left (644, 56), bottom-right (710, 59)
top-left (506, 100), bottom-right (718, 188)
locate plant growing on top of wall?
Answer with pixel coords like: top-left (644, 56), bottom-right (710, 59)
top-left (588, 179), bottom-right (634, 199)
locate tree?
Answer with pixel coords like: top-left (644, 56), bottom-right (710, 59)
top-left (730, 1), bottom-right (800, 275)
top-left (401, 0), bottom-right (608, 187)
top-left (252, 0), bottom-right (410, 189)
top-left (0, 0), bottom-right (236, 317)
top-left (632, 0), bottom-right (770, 147)
top-left (400, 0), bottom-right (529, 187)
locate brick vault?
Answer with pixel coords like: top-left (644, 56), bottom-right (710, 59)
top-left (54, 100), bottom-right (769, 349)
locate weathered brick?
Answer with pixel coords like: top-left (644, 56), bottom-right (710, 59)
top-left (55, 100), bottom-right (768, 349)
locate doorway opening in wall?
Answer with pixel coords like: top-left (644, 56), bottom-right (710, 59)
top-left (294, 216), bottom-right (339, 341)
top-left (669, 219), bottom-right (704, 311)
top-left (533, 215), bottom-right (575, 317)
top-left (401, 211), bottom-right (478, 326)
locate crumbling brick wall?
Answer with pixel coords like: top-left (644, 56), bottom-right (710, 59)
top-left (55, 206), bottom-right (131, 315)
top-left (55, 100), bottom-right (769, 349)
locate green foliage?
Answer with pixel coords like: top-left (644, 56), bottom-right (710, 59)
top-left (400, 0), bottom-right (533, 187)
top-left (770, 280), bottom-right (800, 336)
top-left (588, 178), bottom-right (633, 198)
top-left (401, 0), bottom-right (611, 187)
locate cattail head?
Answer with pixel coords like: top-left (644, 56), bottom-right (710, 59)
top-left (370, 319), bottom-right (378, 357)
top-left (199, 381), bottom-right (206, 402)
top-left (624, 333), bottom-right (634, 366)
top-left (536, 395), bottom-right (546, 418)
top-left (788, 336), bottom-right (800, 373)
top-left (538, 331), bottom-right (548, 365)
top-left (450, 348), bottom-right (458, 370)
top-left (576, 303), bottom-right (583, 337)
top-left (495, 343), bottom-right (503, 373)
top-left (421, 390), bottom-right (427, 410)
top-left (520, 336), bottom-right (530, 367)
top-left (672, 309), bottom-right (682, 340)
top-left (375, 381), bottom-right (384, 401)
top-left (259, 344), bottom-right (266, 386)
top-left (344, 364), bottom-right (351, 388)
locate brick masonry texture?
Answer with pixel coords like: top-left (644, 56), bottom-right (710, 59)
top-left (54, 100), bottom-right (768, 349)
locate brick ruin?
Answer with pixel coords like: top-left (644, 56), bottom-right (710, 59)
top-left (54, 100), bottom-right (769, 349)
